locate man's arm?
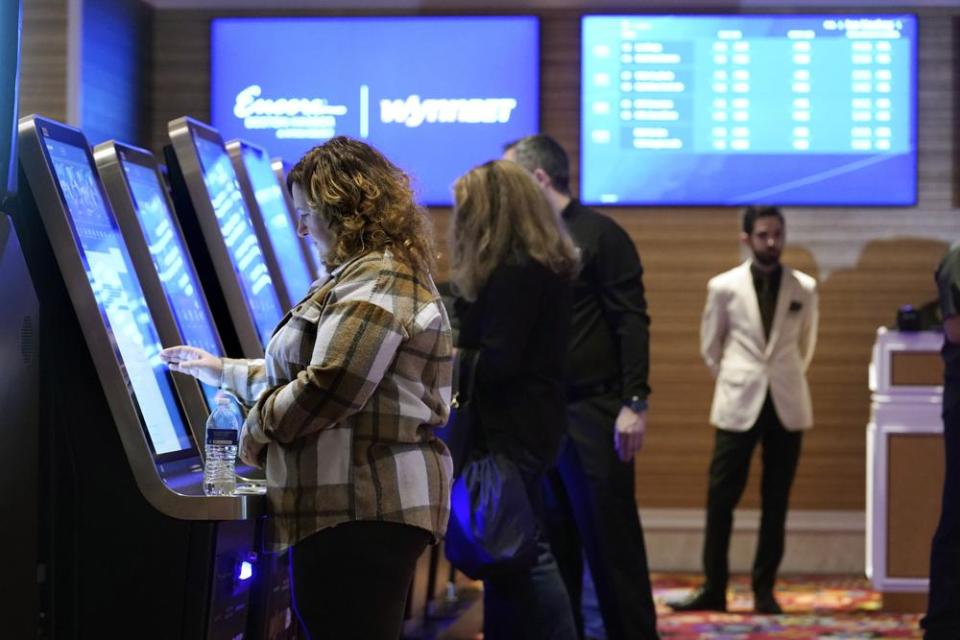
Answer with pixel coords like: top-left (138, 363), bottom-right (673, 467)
top-left (799, 283), bottom-right (819, 371)
top-left (594, 222), bottom-right (651, 402)
top-left (593, 221), bottom-right (650, 461)
top-left (945, 315), bottom-right (960, 344)
top-left (937, 245), bottom-right (960, 344)
top-left (700, 280), bottom-right (728, 378)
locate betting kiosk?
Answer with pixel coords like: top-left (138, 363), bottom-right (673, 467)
top-left (15, 114), bottom-right (264, 638)
top-left (0, 210), bottom-right (38, 639)
top-left (0, 4), bottom-right (36, 638)
top-left (94, 141), bottom-right (227, 413)
top-left (271, 156), bottom-right (321, 279)
top-left (164, 117), bottom-right (285, 357)
top-left (227, 139), bottom-right (315, 306)
top-left (93, 140), bottom-right (296, 639)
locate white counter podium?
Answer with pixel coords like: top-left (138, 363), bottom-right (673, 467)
top-left (867, 327), bottom-right (945, 611)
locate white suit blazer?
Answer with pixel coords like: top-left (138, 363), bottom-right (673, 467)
top-left (700, 260), bottom-right (818, 432)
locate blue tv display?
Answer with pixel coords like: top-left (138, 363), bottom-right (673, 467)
top-left (581, 15), bottom-right (917, 206)
top-left (211, 16), bottom-right (540, 206)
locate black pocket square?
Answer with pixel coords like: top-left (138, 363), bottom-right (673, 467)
top-left (789, 301), bottom-right (803, 312)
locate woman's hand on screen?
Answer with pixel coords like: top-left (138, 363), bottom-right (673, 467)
top-left (159, 346), bottom-right (223, 388)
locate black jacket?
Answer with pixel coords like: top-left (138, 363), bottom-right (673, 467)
top-left (455, 258), bottom-right (573, 465)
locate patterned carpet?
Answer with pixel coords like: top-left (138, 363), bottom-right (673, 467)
top-left (655, 574), bottom-right (923, 639)
top-left (423, 574), bottom-right (926, 639)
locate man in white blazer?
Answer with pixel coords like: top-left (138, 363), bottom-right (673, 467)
top-left (669, 206), bottom-right (818, 615)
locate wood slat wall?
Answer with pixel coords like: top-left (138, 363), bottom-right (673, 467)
top-left (139, 6), bottom-right (958, 511)
top-left (21, 0), bottom-right (69, 122)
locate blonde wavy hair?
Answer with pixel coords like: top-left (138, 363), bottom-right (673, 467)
top-left (287, 136), bottom-right (434, 273)
top-left (449, 160), bottom-right (579, 301)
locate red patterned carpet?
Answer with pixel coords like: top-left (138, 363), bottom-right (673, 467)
top-left (427, 574), bottom-right (925, 639)
top-left (655, 574), bottom-right (923, 639)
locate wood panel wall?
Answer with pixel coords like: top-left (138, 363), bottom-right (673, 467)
top-left (140, 6), bottom-right (958, 511)
top-left (21, 0), bottom-right (69, 122)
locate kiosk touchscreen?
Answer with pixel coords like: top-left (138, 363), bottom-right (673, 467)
top-left (272, 155), bottom-right (321, 278)
top-left (94, 140), bottom-right (266, 484)
top-left (27, 120), bottom-right (197, 461)
top-left (165, 117), bottom-right (284, 357)
top-left (228, 139), bottom-right (314, 305)
top-left (17, 114), bottom-right (261, 638)
top-left (94, 141), bottom-right (224, 411)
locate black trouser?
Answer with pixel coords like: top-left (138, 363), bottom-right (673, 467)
top-left (290, 521), bottom-right (431, 640)
top-left (922, 376), bottom-right (960, 640)
top-left (543, 394), bottom-right (659, 640)
top-left (702, 394), bottom-right (803, 595)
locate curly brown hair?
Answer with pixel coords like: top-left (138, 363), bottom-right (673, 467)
top-left (450, 160), bottom-right (579, 301)
top-left (287, 136), bottom-right (434, 273)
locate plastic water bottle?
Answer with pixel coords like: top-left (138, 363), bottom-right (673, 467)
top-left (203, 391), bottom-right (240, 496)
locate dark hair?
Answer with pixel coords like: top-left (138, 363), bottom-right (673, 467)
top-left (287, 136), bottom-right (434, 273)
top-left (742, 206), bottom-right (785, 235)
top-left (505, 134), bottom-right (571, 195)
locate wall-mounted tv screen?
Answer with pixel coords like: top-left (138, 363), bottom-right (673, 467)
top-left (581, 15), bottom-right (917, 206)
top-left (211, 16), bottom-right (540, 206)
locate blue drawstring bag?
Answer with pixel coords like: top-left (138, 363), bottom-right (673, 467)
top-left (440, 348), bottom-right (539, 579)
top-left (444, 452), bottom-right (539, 580)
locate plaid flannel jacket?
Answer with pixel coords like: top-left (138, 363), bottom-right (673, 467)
top-left (222, 249), bottom-right (454, 551)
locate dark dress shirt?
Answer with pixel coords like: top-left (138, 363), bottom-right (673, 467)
top-left (455, 258), bottom-right (574, 464)
top-left (751, 263), bottom-right (783, 340)
top-left (936, 243), bottom-right (960, 375)
top-left (561, 200), bottom-right (651, 404)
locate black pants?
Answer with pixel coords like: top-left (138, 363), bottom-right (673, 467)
top-left (543, 394), bottom-right (659, 640)
top-left (922, 377), bottom-right (960, 639)
top-left (290, 521), bottom-right (431, 640)
top-left (702, 394), bottom-right (803, 595)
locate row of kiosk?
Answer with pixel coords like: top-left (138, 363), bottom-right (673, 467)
top-left (3, 114), bottom-right (331, 638)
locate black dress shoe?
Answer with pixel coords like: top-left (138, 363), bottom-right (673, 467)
top-left (667, 587), bottom-right (727, 612)
top-left (754, 592), bottom-right (783, 614)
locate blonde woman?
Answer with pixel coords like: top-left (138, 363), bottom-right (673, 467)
top-left (161, 137), bottom-right (453, 640)
top-left (449, 159), bottom-right (579, 639)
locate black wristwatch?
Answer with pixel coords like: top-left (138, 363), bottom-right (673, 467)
top-left (625, 395), bottom-right (648, 413)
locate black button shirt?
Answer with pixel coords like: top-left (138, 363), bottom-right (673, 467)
top-left (751, 263), bottom-right (783, 340)
top-left (561, 200), bottom-right (651, 404)
top-left (936, 243), bottom-right (960, 375)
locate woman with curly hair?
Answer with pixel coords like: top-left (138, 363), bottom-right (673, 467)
top-left (161, 137), bottom-right (453, 640)
top-left (450, 159), bottom-right (580, 639)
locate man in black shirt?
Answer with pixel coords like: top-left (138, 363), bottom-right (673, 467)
top-left (921, 244), bottom-right (960, 639)
top-left (505, 135), bottom-right (658, 640)
top-left (669, 206), bottom-right (818, 615)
